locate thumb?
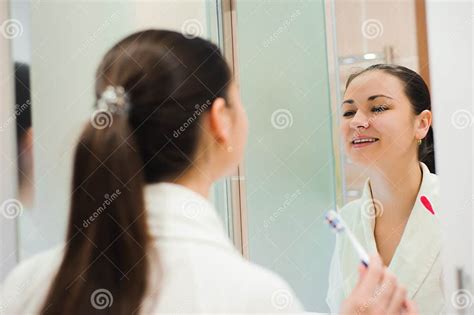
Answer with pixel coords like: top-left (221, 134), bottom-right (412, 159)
top-left (355, 264), bottom-right (368, 289)
top-left (404, 300), bottom-right (418, 315)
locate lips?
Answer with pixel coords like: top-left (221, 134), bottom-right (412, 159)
top-left (351, 137), bottom-right (379, 145)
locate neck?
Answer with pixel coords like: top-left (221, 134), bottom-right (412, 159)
top-left (171, 167), bottom-right (214, 199)
top-left (369, 158), bottom-right (422, 220)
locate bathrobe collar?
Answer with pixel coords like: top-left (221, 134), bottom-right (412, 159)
top-left (358, 162), bottom-right (440, 298)
top-left (144, 182), bottom-right (235, 253)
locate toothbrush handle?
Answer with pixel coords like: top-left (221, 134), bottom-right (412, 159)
top-left (345, 228), bottom-right (370, 267)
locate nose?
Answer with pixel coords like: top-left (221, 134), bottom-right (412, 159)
top-left (349, 110), bottom-right (370, 130)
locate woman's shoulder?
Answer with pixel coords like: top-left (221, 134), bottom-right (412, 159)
top-left (5, 244), bottom-right (64, 280)
top-left (1, 245), bottom-right (64, 312)
top-left (235, 257), bottom-right (305, 312)
top-left (202, 247), bottom-right (304, 311)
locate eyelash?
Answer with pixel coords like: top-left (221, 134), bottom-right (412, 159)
top-left (373, 105), bottom-right (388, 113)
top-left (342, 105), bottom-right (388, 118)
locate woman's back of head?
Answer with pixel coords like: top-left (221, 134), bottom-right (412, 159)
top-left (96, 29), bottom-right (231, 182)
top-left (41, 29), bottom-right (232, 315)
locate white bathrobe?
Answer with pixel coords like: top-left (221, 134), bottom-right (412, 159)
top-left (1, 183), bottom-right (304, 313)
top-left (326, 163), bottom-right (445, 314)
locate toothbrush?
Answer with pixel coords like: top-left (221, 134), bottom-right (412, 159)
top-left (325, 209), bottom-right (370, 267)
top-left (326, 211), bottom-right (412, 310)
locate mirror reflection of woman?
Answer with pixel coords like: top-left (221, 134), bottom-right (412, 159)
top-left (327, 64), bottom-right (443, 314)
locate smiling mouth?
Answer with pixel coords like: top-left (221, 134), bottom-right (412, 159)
top-left (351, 138), bottom-right (379, 145)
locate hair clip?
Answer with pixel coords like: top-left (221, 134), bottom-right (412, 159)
top-left (97, 85), bottom-right (129, 114)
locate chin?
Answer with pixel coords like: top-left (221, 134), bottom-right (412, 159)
top-left (347, 151), bottom-right (378, 166)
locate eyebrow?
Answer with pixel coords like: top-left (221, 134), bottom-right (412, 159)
top-left (341, 94), bottom-right (394, 106)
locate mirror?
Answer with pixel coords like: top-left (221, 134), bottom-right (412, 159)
top-left (234, 0), bottom-right (443, 313)
top-left (326, 2), bottom-right (441, 313)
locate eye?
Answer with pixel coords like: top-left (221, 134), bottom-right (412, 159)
top-left (372, 105), bottom-right (388, 113)
top-left (342, 110), bottom-right (356, 118)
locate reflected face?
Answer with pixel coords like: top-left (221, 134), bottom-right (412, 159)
top-left (340, 71), bottom-right (419, 167)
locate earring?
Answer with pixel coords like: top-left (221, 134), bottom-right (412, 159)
top-left (418, 139), bottom-right (422, 145)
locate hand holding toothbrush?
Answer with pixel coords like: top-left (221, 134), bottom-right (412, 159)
top-left (325, 210), bottom-right (417, 314)
top-left (340, 254), bottom-right (418, 315)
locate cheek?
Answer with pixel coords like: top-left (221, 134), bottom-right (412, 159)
top-left (340, 120), bottom-right (351, 139)
top-left (340, 121), bottom-right (352, 153)
top-left (373, 115), bottom-right (415, 146)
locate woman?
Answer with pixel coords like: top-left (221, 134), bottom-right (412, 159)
top-left (1, 31), bottom-right (415, 314)
top-left (327, 64), bottom-right (443, 314)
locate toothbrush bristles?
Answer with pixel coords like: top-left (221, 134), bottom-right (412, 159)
top-left (325, 210), bottom-right (345, 232)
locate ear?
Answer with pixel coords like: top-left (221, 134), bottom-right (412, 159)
top-left (208, 97), bottom-right (231, 144)
top-left (415, 110), bottom-right (432, 140)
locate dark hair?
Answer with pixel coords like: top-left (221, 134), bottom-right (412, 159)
top-left (345, 64), bottom-right (436, 173)
top-left (14, 62), bottom-right (32, 139)
top-left (41, 30), bottom-right (231, 315)
top-left (14, 62), bottom-right (32, 186)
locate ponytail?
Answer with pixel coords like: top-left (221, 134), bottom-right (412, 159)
top-left (41, 111), bottom-right (151, 314)
top-left (420, 126), bottom-right (436, 173)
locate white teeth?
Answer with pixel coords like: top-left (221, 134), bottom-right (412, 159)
top-left (352, 138), bottom-right (378, 144)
